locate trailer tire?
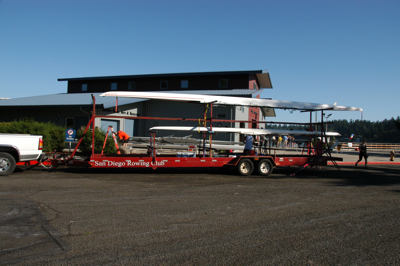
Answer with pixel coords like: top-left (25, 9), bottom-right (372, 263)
top-left (237, 159), bottom-right (254, 176)
top-left (257, 159), bottom-right (273, 176)
top-left (0, 152), bottom-right (16, 176)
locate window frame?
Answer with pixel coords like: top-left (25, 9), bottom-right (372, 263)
top-left (65, 117), bottom-right (75, 128)
top-left (181, 80), bottom-right (189, 89)
top-left (128, 81), bottom-right (136, 91)
top-left (81, 84), bottom-right (88, 92)
top-left (219, 79), bottom-right (228, 88)
top-left (111, 82), bottom-right (118, 91)
top-left (160, 80), bottom-right (168, 90)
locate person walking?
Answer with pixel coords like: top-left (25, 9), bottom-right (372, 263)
top-left (355, 139), bottom-right (368, 168)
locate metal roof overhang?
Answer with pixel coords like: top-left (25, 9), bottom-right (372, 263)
top-left (256, 70), bottom-right (273, 89)
top-left (261, 107), bottom-right (276, 117)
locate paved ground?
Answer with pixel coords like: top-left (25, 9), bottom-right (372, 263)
top-left (1, 157), bottom-right (400, 265)
top-left (276, 148), bottom-right (399, 165)
top-left (333, 149), bottom-right (399, 164)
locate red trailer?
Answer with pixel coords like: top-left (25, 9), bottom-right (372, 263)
top-left (51, 148), bottom-right (341, 176)
top-left (49, 93), bottom-right (360, 176)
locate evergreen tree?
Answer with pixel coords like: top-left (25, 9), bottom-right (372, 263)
top-left (264, 117), bottom-right (400, 143)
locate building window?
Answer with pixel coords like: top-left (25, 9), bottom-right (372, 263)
top-left (65, 117), bottom-right (75, 128)
top-left (181, 80), bottom-right (189, 89)
top-left (128, 82), bottom-right (136, 91)
top-left (100, 119), bottom-right (120, 133)
top-left (219, 79), bottom-right (228, 88)
top-left (160, 80), bottom-right (168, 90)
top-left (111, 82), bottom-right (117, 91)
top-left (81, 84), bottom-right (88, 92)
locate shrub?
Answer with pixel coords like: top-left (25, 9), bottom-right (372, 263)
top-left (76, 126), bottom-right (117, 154)
top-left (0, 119), bottom-right (65, 152)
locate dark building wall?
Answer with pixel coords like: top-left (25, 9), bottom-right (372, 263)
top-left (67, 74), bottom-right (251, 93)
top-left (138, 100), bottom-right (234, 140)
top-left (0, 106), bottom-right (93, 130)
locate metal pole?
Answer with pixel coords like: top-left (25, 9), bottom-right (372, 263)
top-left (209, 103), bottom-right (213, 158)
top-left (91, 95), bottom-right (96, 157)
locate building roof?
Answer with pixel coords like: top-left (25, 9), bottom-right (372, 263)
top-left (58, 70), bottom-right (273, 89)
top-left (0, 93), bottom-right (108, 107)
top-left (0, 89), bottom-right (263, 108)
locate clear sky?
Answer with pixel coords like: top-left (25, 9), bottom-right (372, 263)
top-left (1, 0), bottom-right (399, 123)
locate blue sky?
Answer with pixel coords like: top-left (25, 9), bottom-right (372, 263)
top-left (1, 0), bottom-right (399, 123)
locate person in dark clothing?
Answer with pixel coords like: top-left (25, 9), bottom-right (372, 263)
top-left (355, 139), bottom-right (368, 168)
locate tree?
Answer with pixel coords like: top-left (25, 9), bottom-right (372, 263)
top-left (76, 126), bottom-right (117, 154)
top-left (265, 117), bottom-right (400, 143)
top-left (394, 117), bottom-right (400, 131)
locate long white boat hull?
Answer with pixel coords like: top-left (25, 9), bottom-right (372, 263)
top-left (129, 142), bottom-right (245, 151)
top-left (150, 126), bottom-right (341, 137)
top-left (100, 91), bottom-right (362, 112)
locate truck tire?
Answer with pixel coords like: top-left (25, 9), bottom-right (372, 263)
top-left (257, 159), bottom-right (273, 176)
top-left (0, 152), bottom-right (16, 176)
top-left (237, 159), bottom-right (254, 176)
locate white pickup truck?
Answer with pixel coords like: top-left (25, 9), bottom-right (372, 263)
top-left (0, 134), bottom-right (44, 176)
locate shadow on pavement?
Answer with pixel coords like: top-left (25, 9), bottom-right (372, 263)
top-left (19, 163), bottom-right (400, 188)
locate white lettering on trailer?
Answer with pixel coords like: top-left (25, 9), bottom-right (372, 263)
top-left (93, 159), bottom-right (164, 168)
top-left (107, 161), bottom-right (126, 167)
top-left (126, 161), bottom-right (150, 167)
top-left (94, 161), bottom-right (107, 166)
top-left (150, 161), bottom-right (165, 166)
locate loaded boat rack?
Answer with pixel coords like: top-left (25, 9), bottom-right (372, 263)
top-left (48, 94), bottom-right (346, 176)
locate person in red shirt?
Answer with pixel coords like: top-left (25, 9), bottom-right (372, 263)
top-left (115, 131), bottom-right (130, 147)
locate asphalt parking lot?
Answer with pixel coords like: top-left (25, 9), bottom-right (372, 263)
top-left (1, 164), bottom-right (400, 265)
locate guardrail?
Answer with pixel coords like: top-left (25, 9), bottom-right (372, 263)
top-left (338, 142), bottom-right (400, 150)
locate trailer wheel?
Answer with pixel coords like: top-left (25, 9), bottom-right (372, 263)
top-left (237, 159), bottom-right (254, 176)
top-left (0, 152), bottom-right (16, 176)
top-left (257, 159), bottom-right (273, 176)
